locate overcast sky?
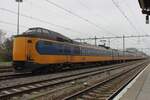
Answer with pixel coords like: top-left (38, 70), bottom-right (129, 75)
top-left (0, 0), bottom-right (150, 54)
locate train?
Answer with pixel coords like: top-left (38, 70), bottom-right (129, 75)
top-left (13, 27), bottom-right (147, 73)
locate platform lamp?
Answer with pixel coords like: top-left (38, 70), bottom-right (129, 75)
top-left (138, 0), bottom-right (150, 24)
top-left (15, 0), bottom-right (23, 35)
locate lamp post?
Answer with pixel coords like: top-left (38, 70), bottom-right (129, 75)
top-left (16, 0), bottom-right (23, 35)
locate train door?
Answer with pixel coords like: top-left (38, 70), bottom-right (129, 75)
top-left (67, 46), bottom-right (71, 63)
top-left (63, 45), bottom-right (70, 63)
top-left (68, 46), bottom-right (72, 63)
top-left (27, 38), bottom-right (33, 61)
top-left (112, 49), bottom-right (114, 61)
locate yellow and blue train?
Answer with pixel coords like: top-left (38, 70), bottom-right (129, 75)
top-left (13, 27), bottom-right (147, 73)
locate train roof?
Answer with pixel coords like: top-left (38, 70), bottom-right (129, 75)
top-left (16, 27), bottom-right (74, 43)
top-left (15, 27), bottom-right (115, 50)
top-left (17, 27), bottom-right (144, 52)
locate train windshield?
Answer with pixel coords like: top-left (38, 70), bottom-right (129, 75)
top-left (25, 28), bottom-right (42, 34)
top-left (25, 29), bottom-right (36, 33)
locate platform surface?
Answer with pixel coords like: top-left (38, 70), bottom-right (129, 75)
top-left (120, 63), bottom-right (150, 100)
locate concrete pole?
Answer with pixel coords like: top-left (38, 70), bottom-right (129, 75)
top-left (123, 35), bottom-right (125, 62)
top-left (16, 0), bottom-right (23, 35)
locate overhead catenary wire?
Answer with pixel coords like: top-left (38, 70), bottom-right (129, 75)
top-left (111, 0), bottom-right (149, 49)
top-left (26, 0), bottom-right (110, 36)
top-left (0, 20), bottom-right (29, 35)
top-left (113, 1), bottom-right (149, 50)
top-left (45, 0), bottom-right (117, 36)
top-left (0, 0), bottom-right (148, 54)
top-left (122, 0), bottom-right (146, 34)
top-left (77, 0), bottom-right (90, 10)
top-left (0, 20), bottom-right (28, 28)
top-left (25, 0), bottom-right (88, 36)
top-left (111, 0), bottom-right (139, 34)
top-left (0, 7), bottom-right (84, 35)
top-left (77, 0), bottom-right (121, 35)
top-left (111, 0), bottom-right (144, 48)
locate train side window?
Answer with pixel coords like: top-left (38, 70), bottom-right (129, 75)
top-left (84, 48), bottom-right (86, 56)
top-left (90, 49), bottom-right (92, 55)
top-left (81, 48), bottom-right (85, 56)
top-left (104, 50), bottom-right (107, 55)
top-left (99, 50), bottom-right (101, 55)
top-left (83, 48), bottom-right (86, 55)
top-left (106, 51), bottom-right (108, 55)
top-left (87, 48), bottom-right (89, 55)
top-left (57, 44), bottom-right (63, 53)
top-left (74, 46), bottom-right (80, 55)
top-left (81, 48), bottom-right (84, 55)
top-left (89, 49), bottom-right (91, 55)
top-left (91, 49), bottom-right (93, 55)
top-left (63, 45), bottom-right (71, 55)
top-left (87, 49), bottom-right (89, 55)
top-left (104, 51), bottom-right (106, 55)
top-left (43, 41), bottom-right (52, 46)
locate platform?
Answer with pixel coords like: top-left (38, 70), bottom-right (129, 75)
top-left (115, 63), bottom-right (150, 100)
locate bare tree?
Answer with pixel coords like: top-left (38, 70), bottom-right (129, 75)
top-left (2, 37), bottom-right (13, 60)
top-left (0, 30), bottom-right (6, 49)
top-left (0, 30), bottom-right (2, 45)
top-left (0, 30), bottom-right (11, 61)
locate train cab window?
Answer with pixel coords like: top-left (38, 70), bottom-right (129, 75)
top-left (37, 29), bottom-right (42, 33)
top-left (42, 29), bottom-right (49, 34)
top-left (57, 37), bottom-right (65, 42)
top-left (25, 29), bottom-right (37, 34)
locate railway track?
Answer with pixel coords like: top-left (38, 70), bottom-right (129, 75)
top-left (0, 73), bottom-right (32, 81)
top-left (63, 61), bottom-right (148, 100)
top-left (0, 61), bottom-right (142, 81)
top-left (0, 63), bottom-right (12, 73)
top-left (0, 67), bottom-right (13, 73)
top-left (0, 60), bottom-right (147, 100)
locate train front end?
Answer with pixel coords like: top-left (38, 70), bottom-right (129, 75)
top-left (13, 36), bottom-right (28, 71)
top-left (12, 27), bottom-right (67, 73)
top-left (13, 35), bottom-right (37, 72)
